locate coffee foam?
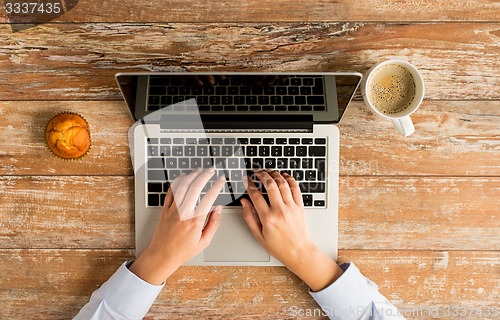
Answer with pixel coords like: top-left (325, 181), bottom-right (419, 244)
top-left (368, 64), bottom-right (416, 115)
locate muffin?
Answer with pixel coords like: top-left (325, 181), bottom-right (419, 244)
top-left (45, 113), bottom-right (91, 159)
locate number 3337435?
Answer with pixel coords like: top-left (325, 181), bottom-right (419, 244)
top-left (5, 2), bottom-right (62, 14)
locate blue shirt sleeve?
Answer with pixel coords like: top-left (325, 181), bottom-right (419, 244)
top-left (73, 261), bottom-right (164, 320)
top-left (309, 263), bottom-right (405, 320)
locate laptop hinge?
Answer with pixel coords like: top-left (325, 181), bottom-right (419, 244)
top-left (159, 114), bottom-right (313, 130)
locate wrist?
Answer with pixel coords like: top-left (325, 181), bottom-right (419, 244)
top-left (129, 248), bottom-right (181, 285)
top-left (284, 245), bottom-right (343, 292)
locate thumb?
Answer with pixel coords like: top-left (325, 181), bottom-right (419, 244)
top-left (241, 199), bottom-right (264, 243)
top-left (200, 205), bottom-right (222, 247)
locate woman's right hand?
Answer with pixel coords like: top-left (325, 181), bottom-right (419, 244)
top-left (241, 171), bottom-right (343, 292)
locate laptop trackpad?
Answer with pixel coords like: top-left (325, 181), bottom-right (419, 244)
top-left (204, 212), bottom-right (270, 262)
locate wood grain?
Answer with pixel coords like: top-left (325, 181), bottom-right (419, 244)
top-left (0, 249), bottom-right (498, 320)
top-left (1, 0), bottom-right (499, 23)
top-left (0, 23), bottom-right (499, 100)
top-left (1, 176), bottom-right (497, 251)
top-left (1, 100), bottom-right (498, 176)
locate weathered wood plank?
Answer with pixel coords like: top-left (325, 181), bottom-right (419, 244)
top-left (0, 23), bottom-right (498, 100)
top-left (0, 0), bottom-right (498, 23)
top-left (339, 100), bottom-right (500, 176)
top-left (0, 100), bottom-right (498, 176)
top-left (0, 101), bottom-right (134, 176)
top-left (0, 249), bottom-right (498, 320)
top-left (1, 176), bottom-right (498, 251)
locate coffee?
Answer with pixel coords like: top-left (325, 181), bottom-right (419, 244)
top-left (368, 64), bottom-right (416, 115)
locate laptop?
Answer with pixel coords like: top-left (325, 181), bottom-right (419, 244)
top-left (116, 72), bottom-right (362, 266)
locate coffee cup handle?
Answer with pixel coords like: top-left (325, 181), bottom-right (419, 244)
top-left (391, 116), bottom-right (415, 137)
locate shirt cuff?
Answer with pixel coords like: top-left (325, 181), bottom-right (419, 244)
top-left (309, 262), bottom-right (379, 319)
top-left (91, 261), bottom-right (165, 319)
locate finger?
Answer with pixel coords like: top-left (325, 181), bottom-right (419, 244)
top-left (202, 75), bottom-right (216, 86)
top-left (172, 168), bottom-right (203, 206)
top-left (246, 176), bottom-right (269, 214)
top-left (268, 171), bottom-right (294, 205)
top-left (180, 168), bottom-right (216, 212)
top-left (195, 175), bottom-right (226, 217)
top-left (241, 199), bottom-right (264, 244)
top-left (256, 171), bottom-right (283, 208)
top-left (283, 172), bottom-right (304, 206)
top-left (263, 75), bottom-right (279, 86)
top-left (199, 206), bottom-right (223, 248)
top-left (163, 185), bottom-right (174, 208)
top-left (168, 172), bottom-right (186, 208)
top-left (191, 75), bottom-right (204, 86)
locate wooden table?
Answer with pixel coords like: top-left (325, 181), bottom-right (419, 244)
top-left (1, 1), bottom-right (499, 319)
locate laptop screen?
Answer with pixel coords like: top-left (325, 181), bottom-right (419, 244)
top-left (116, 73), bottom-right (362, 124)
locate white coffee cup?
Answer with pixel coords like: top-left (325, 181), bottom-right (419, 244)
top-left (362, 60), bottom-right (425, 137)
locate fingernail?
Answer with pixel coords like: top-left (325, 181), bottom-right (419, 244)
top-left (241, 200), bottom-right (246, 208)
top-left (217, 206), bottom-right (223, 214)
top-left (208, 167), bottom-right (215, 172)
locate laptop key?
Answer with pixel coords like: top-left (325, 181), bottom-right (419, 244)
top-left (191, 158), bottom-right (202, 168)
top-left (169, 170), bottom-right (181, 180)
top-left (276, 86), bottom-right (287, 95)
top-left (303, 78), bottom-right (314, 86)
top-left (179, 158), bottom-right (190, 168)
top-left (165, 159), bottom-right (177, 169)
top-left (271, 146), bottom-right (282, 156)
top-left (148, 170), bottom-right (167, 181)
top-left (148, 146), bottom-right (158, 157)
top-left (314, 200), bottom-right (325, 207)
top-left (185, 146), bottom-right (195, 156)
top-left (302, 158), bottom-right (314, 169)
top-left (305, 170), bottom-right (316, 181)
top-left (148, 183), bottom-right (163, 193)
top-left (309, 146), bottom-right (326, 157)
top-left (228, 158), bottom-right (239, 168)
top-left (258, 96), bottom-right (270, 104)
top-left (197, 146), bottom-right (208, 156)
top-left (222, 146), bottom-right (233, 157)
top-left (264, 158), bottom-right (276, 169)
top-left (148, 194), bottom-right (160, 207)
top-left (259, 146), bottom-right (270, 157)
top-left (313, 78), bottom-right (324, 94)
top-left (302, 138), bottom-right (313, 144)
top-left (296, 146), bottom-right (307, 156)
top-left (315, 158), bottom-right (326, 181)
top-left (289, 158), bottom-right (300, 168)
top-left (252, 158), bottom-right (264, 170)
top-left (163, 182), bottom-right (171, 192)
top-left (263, 138), bottom-right (274, 145)
top-left (299, 182), bottom-right (325, 193)
top-left (148, 158), bottom-right (164, 169)
top-left (246, 146), bottom-right (257, 156)
top-left (276, 158), bottom-right (288, 169)
top-left (307, 96), bottom-right (325, 105)
top-left (293, 170), bottom-right (304, 181)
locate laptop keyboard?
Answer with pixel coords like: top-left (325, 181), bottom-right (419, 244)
top-left (146, 75), bottom-right (326, 112)
top-left (146, 136), bottom-right (327, 208)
